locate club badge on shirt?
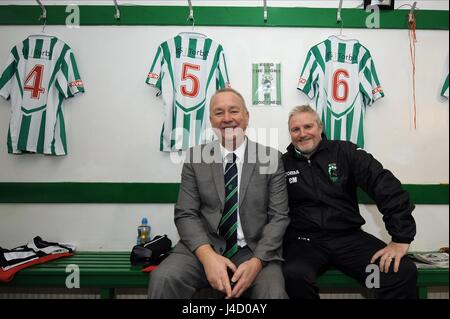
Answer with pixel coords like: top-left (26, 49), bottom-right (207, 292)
top-left (328, 163), bottom-right (338, 183)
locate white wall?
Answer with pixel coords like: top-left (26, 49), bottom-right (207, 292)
top-left (0, 26), bottom-right (448, 182)
top-left (0, 2), bottom-right (448, 251)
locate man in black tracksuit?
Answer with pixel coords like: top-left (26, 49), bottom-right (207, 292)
top-left (282, 105), bottom-right (417, 299)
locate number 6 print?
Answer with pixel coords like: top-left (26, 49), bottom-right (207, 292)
top-left (332, 69), bottom-right (349, 103)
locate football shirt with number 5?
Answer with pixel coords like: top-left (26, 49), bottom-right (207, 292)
top-left (146, 33), bottom-right (230, 152)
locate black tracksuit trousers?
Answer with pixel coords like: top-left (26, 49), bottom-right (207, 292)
top-left (283, 229), bottom-right (418, 299)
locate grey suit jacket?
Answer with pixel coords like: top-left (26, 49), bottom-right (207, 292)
top-left (173, 139), bottom-right (290, 263)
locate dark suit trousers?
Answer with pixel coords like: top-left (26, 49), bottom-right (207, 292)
top-left (282, 229), bottom-right (418, 299)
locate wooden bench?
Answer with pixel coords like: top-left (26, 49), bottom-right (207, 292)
top-left (1, 251), bottom-right (448, 299)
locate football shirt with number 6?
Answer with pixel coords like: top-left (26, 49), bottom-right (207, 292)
top-left (297, 36), bottom-right (384, 148)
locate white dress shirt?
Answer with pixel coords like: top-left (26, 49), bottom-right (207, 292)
top-left (220, 138), bottom-right (248, 248)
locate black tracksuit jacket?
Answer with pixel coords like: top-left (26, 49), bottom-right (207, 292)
top-left (282, 137), bottom-right (416, 244)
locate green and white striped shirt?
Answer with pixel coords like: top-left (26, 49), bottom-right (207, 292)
top-left (0, 35), bottom-right (84, 155)
top-left (441, 73), bottom-right (449, 99)
top-left (297, 36), bottom-right (384, 148)
top-left (146, 33), bottom-right (230, 152)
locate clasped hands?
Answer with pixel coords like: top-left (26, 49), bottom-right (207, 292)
top-left (196, 245), bottom-right (263, 299)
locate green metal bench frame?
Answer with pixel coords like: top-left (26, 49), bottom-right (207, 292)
top-left (1, 252), bottom-right (447, 299)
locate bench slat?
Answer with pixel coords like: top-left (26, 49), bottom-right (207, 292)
top-left (1, 251), bottom-right (447, 299)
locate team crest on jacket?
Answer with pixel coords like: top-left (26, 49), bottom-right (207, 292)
top-left (328, 163), bottom-right (338, 183)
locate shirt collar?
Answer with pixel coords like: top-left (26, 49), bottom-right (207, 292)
top-left (220, 137), bottom-right (247, 163)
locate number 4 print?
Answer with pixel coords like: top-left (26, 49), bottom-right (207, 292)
top-left (181, 63), bottom-right (200, 98)
top-left (24, 64), bottom-right (46, 99)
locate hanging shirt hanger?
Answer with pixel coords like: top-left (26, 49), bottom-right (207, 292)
top-left (330, 22), bottom-right (358, 43)
top-left (178, 0), bottom-right (207, 38)
top-left (30, 0), bottom-right (56, 38)
top-left (329, 34), bottom-right (358, 42)
top-left (39, 17), bottom-right (50, 35)
top-left (332, 0), bottom-right (357, 42)
top-left (29, 21), bottom-right (57, 38)
top-left (178, 15), bottom-right (208, 37)
top-left (178, 31), bottom-right (208, 38)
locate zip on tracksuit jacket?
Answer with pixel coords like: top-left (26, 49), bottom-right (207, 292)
top-left (281, 137), bottom-right (416, 243)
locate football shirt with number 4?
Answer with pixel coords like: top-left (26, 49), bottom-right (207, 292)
top-left (146, 33), bottom-right (230, 152)
top-left (0, 35), bottom-right (84, 155)
top-left (297, 36), bottom-right (384, 148)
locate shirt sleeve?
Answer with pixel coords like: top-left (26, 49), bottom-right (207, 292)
top-left (145, 45), bottom-right (163, 94)
top-left (297, 49), bottom-right (319, 100)
top-left (359, 52), bottom-right (384, 107)
top-left (441, 73), bottom-right (449, 98)
top-left (56, 48), bottom-right (84, 99)
top-left (216, 45), bottom-right (231, 89)
top-left (0, 48), bottom-right (18, 100)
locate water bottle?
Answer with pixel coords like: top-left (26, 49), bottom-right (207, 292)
top-left (137, 217), bottom-right (151, 245)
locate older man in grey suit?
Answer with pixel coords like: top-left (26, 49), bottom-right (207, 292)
top-left (148, 88), bottom-right (290, 299)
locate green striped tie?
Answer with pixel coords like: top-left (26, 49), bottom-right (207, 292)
top-left (219, 153), bottom-right (238, 258)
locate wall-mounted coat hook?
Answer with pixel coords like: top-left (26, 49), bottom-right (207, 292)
top-left (113, 0), bottom-right (120, 20)
top-left (337, 0), bottom-right (343, 23)
top-left (187, 0), bottom-right (194, 21)
top-left (409, 1), bottom-right (417, 23)
top-left (36, 0), bottom-right (47, 20)
top-left (263, 0), bottom-right (268, 22)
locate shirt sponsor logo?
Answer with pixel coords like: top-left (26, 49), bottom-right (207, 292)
top-left (147, 72), bottom-right (159, 80)
top-left (326, 52), bottom-right (357, 63)
top-left (372, 86), bottom-right (383, 94)
top-left (176, 47), bottom-right (210, 59)
top-left (69, 80), bottom-right (83, 87)
top-left (288, 176), bottom-right (298, 184)
top-left (31, 49), bottom-right (50, 59)
top-left (298, 78), bottom-right (307, 85)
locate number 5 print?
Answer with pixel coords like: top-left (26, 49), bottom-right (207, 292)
top-left (181, 63), bottom-right (200, 98)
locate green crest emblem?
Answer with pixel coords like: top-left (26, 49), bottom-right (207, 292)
top-left (328, 163), bottom-right (338, 183)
